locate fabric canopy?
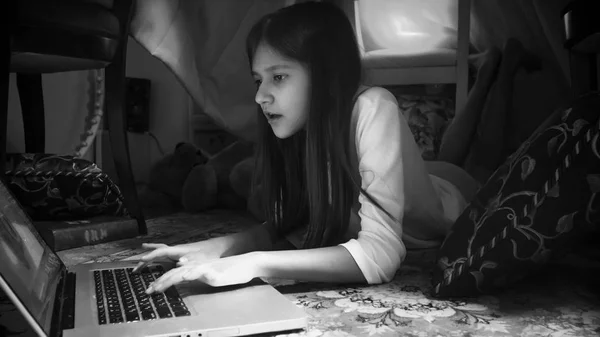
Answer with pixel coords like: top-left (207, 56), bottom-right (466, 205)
top-left (130, 0), bottom-right (572, 145)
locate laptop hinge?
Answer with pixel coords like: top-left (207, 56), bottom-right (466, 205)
top-left (52, 270), bottom-right (76, 336)
top-left (49, 271), bottom-right (66, 337)
top-left (49, 269), bottom-right (75, 337)
top-left (60, 272), bottom-right (76, 331)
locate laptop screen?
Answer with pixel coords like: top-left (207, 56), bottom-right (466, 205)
top-left (0, 181), bottom-right (64, 336)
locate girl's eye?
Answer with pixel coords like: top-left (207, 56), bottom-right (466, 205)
top-left (273, 74), bottom-right (286, 82)
top-left (254, 79), bottom-right (262, 87)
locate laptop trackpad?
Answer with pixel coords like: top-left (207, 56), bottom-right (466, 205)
top-left (175, 278), bottom-right (304, 328)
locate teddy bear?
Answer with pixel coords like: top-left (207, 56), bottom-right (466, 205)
top-left (227, 154), bottom-right (265, 222)
top-left (139, 140), bottom-right (264, 219)
top-left (137, 142), bottom-right (207, 215)
top-left (181, 140), bottom-right (255, 213)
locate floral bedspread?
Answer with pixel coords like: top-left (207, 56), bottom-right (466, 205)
top-left (271, 248), bottom-right (600, 337)
top-left (1, 211), bottom-right (599, 337)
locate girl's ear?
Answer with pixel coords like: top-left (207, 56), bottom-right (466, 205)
top-left (175, 142), bottom-right (186, 150)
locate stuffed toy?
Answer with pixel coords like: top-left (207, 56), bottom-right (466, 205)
top-left (138, 142), bottom-right (208, 214)
top-left (181, 140), bottom-right (255, 213)
top-left (229, 155), bottom-right (265, 221)
top-left (140, 140), bottom-right (263, 218)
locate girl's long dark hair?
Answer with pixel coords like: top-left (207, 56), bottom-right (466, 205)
top-left (246, 1), bottom-right (372, 248)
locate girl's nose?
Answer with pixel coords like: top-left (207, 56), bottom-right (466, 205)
top-left (255, 84), bottom-right (273, 107)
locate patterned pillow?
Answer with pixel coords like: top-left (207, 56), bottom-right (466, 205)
top-left (432, 91), bottom-right (600, 297)
top-left (4, 153), bottom-right (128, 221)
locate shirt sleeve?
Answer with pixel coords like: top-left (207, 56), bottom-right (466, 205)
top-left (339, 87), bottom-right (431, 284)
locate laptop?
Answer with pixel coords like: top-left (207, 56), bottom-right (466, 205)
top-left (0, 180), bottom-right (307, 337)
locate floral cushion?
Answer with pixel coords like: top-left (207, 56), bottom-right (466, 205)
top-left (4, 153), bottom-right (128, 221)
top-left (432, 91), bottom-right (600, 297)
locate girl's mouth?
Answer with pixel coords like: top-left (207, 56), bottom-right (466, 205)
top-left (265, 112), bottom-right (282, 123)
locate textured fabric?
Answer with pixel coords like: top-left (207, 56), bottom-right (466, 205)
top-left (396, 93), bottom-right (456, 160)
top-left (4, 153), bottom-right (127, 220)
top-left (432, 91), bottom-right (600, 297)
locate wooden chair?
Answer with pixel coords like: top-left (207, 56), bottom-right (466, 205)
top-left (1, 0), bottom-right (146, 234)
top-left (353, 0), bottom-right (471, 114)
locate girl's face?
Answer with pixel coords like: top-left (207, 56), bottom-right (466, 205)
top-left (252, 43), bottom-right (311, 139)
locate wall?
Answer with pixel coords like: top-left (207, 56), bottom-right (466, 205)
top-left (6, 37), bottom-right (190, 183)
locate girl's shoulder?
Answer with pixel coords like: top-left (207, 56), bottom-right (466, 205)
top-left (354, 86), bottom-right (398, 108)
top-left (349, 86), bottom-right (401, 150)
top-left (352, 86), bottom-right (400, 124)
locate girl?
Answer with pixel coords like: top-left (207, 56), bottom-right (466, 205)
top-left (139, 1), bottom-right (538, 293)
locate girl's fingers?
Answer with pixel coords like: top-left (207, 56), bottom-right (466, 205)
top-left (140, 248), bottom-right (168, 261)
top-left (181, 266), bottom-right (213, 285)
top-left (132, 261), bottom-right (147, 273)
top-left (147, 267), bottom-right (192, 293)
top-left (133, 243), bottom-right (170, 272)
top-left (133, 262), bottom-right (146, 273)
top-left (133, 254), bottom-right (162, 272)
top-left (178, 253), bottom-right (200, 265)
top-left (151, 267), bottom-right (183, 289)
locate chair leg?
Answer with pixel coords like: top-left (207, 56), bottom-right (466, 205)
top-left (455, 0), bottom-right (471, 114)
top-left (1, 16), bottom-right (10, 180)
top-left (569, 52), bottom-right (598, 98)
top-left (104, 49), bottom-right (147, 234)
top-left (17, 73), bottom-right (45, 153)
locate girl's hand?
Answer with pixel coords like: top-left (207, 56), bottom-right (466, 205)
top-left (176, 250), bottom-right (222, 266)
top-left (132, 243), bottom-right (196, 272)
top-left (145, 253), bottom-right (264, 293)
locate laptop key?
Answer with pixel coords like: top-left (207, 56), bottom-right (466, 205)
top-left (173, 309), bottom-right (191, 317)
top-left (156, 308), bottom-right (173, 318)
top-left (141, 310), bottom-right (157, 321)
top-left (164, 287), bottom-right (180, 300)
top-left (125, 312), bottom-right (141, 322)
top-left (94, 267), bottom-right (194, 323)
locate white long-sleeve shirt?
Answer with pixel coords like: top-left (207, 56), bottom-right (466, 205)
top-left (286, 86), bottom-right (469, 284)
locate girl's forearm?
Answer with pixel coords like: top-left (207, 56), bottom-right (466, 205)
top-left (253, 245), bottom-right (367, 284)
top-left (182, 222), bottom-right (277, 258)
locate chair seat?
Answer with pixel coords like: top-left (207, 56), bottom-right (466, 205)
top-left (362, 48), bottom-right (457, 69)
top-left (17, 0), bottom-right (119, 37)
top-left (11, 0), bottom-right (121, 73)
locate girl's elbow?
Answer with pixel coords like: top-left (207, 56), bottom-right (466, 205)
top-left (350, 235), bottom-right (405, 284)
top-left (380, 260), bottom-right (400, 283)
top-left (369, 254), bottom-right (401, 284)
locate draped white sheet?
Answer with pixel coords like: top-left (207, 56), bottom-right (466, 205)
top-left (129, 0), bottom-right (573, 144)
top-left (130, 0), bottom-right (298, 143)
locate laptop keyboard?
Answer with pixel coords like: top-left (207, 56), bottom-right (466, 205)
top-left (94, 265), bottom-right (191, 325)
